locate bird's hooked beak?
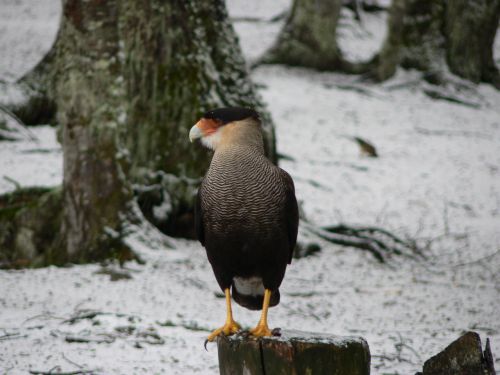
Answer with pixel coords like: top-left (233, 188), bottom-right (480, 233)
top-left (189, 122), bottom-right (203, 143)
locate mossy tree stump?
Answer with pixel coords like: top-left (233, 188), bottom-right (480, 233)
top-left (217, 330), bottom-right (370, 375)
top-left (418, 331), bottom-right (496, 375)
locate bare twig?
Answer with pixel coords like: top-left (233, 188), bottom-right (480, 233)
top-left (3, 176), bottom-right (21, 190)
top-left (451, 249), bottom-right (500, 268)
top-left (0, 102), bottom-right (38, 141)
top-left (62, 353), bottom-right (84, 369)
top-left (29, 370), bottom-right (96, 375)
top-left (414, 126), bottom-right (489, 140)
top-left (0, 332), bottom-right (27, 341)
top-left (23, 313), bottom-right (65, 325)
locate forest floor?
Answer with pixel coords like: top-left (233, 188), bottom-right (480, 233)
top-left (1, 1), bottom-right (500, 374)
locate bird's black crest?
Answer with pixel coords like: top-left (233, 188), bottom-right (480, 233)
top-left (203, 107), bottom-right (260, 125)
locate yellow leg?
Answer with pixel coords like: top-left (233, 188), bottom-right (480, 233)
top-left (249, 289), bottom-right (273, 337)
top-left (206, 288), bottom-right (241, 342)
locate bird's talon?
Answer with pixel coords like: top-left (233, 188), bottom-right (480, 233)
top-left (206, 320), bottom-right (241, 343)
top-left (249, 324), bottom-right (273, 338)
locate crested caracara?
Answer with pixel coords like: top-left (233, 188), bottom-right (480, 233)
top-left (189, 107), bottom-right (299, 342)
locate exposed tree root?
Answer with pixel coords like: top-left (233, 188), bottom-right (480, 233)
top-left (301, 221), bottom-right (422, 263)
top-left (0, 187), bottom-right (137, 269)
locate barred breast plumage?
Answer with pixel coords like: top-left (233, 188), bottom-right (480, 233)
top-left (199, 144), bottom-right (296, 309)
top-left (202, 145), bottom-right (287, 236)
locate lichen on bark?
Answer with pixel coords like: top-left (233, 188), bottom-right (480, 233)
top-left (54, 0), bottom-right (133, 262)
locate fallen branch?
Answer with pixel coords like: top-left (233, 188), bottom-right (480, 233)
top-left (63, 310), bottom-right (130, 325)
top-left (157, 319), bottom-right (211, 332)
top-left (65, 334), bottom-right (115, 344)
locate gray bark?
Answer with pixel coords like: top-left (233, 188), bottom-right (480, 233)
top-left (260, 0), bottom-right (371, 73)
top-left (373, 0), bottom-right (500, 87)
top-left (56, 0), bottom-right (133, 261)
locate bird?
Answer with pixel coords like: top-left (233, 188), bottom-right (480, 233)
top-left (189, 107), bottom-right (299, 342)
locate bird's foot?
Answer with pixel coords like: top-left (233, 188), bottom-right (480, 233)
top-left (249, 322), bottom-right (273, 338)
top-left (206, 320), bottom-right (241, 343)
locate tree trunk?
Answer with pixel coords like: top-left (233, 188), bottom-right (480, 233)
top-left (260, 0), bottom-right (370, 73)
top-left (373, 0), bottom-right (500, 88)
top-left (262, 0), bottom-right (344, 70)
top-left (445, 0), bottom-right (500, 87)
top-left (0, 0), bottom-right (277, 266)
top-left (55, 0), bottom-right (132, 261)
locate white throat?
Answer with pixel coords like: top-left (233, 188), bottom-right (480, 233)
top-left (200, 129), bottom-right (222, 150)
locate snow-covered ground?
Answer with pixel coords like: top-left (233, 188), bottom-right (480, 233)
top-left (1, 1), bottom-right (500, 374)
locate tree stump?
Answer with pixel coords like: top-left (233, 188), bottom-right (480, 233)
top-left (418, 331), bottom-right (496, 375)
top-left (217, 330), bottom-right (370, 375)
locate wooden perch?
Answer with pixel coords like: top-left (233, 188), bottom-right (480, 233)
top-left (217, 330), bottom-right (370, 375)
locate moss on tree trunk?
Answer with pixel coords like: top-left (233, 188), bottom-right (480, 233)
top-left (0, 187), bottom-right (62, 268)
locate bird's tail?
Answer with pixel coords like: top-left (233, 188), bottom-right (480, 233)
top-left (231, 285), bottom-right (280, 310)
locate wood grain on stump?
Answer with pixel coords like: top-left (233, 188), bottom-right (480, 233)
top-left (217, 330), bottom-right (370, 375)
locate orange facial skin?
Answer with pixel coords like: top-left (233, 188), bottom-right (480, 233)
top-left (196, 118), bottom-right (220, 137)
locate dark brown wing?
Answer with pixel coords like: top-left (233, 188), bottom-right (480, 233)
top-left (194, 188), bottom-right (205, 246)
top-left (280, 169), bottom-right (299, 263)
